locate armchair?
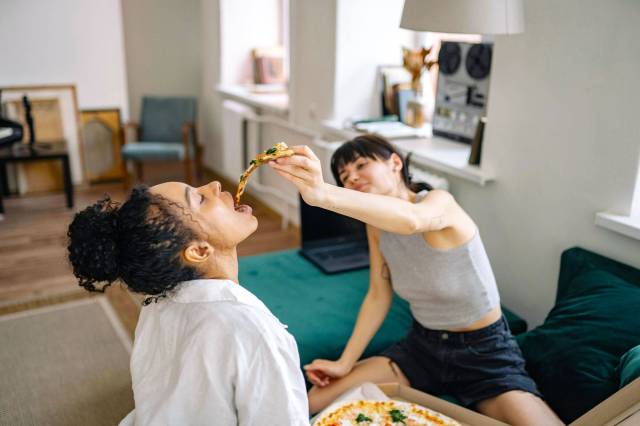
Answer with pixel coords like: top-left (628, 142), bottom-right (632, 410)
top-left (121, 96), bottom-right (203, 187)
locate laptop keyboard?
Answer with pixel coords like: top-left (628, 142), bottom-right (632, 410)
top-left (315, 246), bottom-right (367, 260)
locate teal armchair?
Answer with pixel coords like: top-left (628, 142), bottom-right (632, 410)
top-left (121, 96), bottom-right (203, 187)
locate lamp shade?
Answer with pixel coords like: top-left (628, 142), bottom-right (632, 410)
top-left (400, 0), bottom-right (524, 35)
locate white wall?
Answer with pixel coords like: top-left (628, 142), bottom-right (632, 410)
top-left (288, 0), bottom-right (338, 130)
top-left (200, 0), bottom-right (225, 172)
top-left (334, 0), bottom-right (414, 121)
top-left (450, 0), bottom-right (640, 326)
top-left (0, 0), bottom-right (129, 116)
top-left (121, 0), bottom-right (202, 122)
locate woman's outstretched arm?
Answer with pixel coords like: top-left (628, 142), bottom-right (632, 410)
top-left (304, 225), bottom-right (394, 386)
top-left (269, 145), bottom-right (455, 235)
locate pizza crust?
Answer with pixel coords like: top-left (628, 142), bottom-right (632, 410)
top-left (235, 142), bottom-right (295, 205)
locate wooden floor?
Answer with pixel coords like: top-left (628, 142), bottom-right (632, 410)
top-left (0, 164), bottom-right (299, 336)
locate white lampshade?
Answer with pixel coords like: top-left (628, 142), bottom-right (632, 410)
top-left (400, 0), bottom-right (524, 35)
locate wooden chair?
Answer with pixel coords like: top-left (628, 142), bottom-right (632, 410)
top-left (121, 96), bottom-right (203, 188)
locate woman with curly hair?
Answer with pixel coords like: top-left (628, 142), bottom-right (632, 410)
top-left (67, 181), bottom-right (309, 426)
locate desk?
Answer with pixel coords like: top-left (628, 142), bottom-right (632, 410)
top-left (0, 144), bottom-right (74, 215)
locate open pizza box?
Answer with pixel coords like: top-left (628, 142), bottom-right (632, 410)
top-left (376, 383), bottom-right (508, 426)
top-left (378, 378), bottom-right (640, 426)
top-left (313, 379), bottom-right (640, 425)
top-left (312, 381), bottom-right (508, 425)
top-left (568, 377), bottom-right (640, 426)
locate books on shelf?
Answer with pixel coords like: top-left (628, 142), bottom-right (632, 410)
top-left (352, 120), bottom-right (430, 140)
top-left (379, 66), bottom-right (412, 117)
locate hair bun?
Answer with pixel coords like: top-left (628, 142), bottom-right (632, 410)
top-left (67, 196), bottom-right (121, 291)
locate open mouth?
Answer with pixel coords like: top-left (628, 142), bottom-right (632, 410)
top-left (234, 204), bottom-right (252, 215)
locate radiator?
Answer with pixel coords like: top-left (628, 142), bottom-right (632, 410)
top-left (221, 100), bottom-right (256, 181)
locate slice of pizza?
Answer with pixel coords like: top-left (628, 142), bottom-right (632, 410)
top-left (235, 142), bottom-right (295, 205)
top-left (313, 399), bottom-right (461, 426)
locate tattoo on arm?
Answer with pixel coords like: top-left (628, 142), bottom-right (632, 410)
top-left (381, 262), bottom-right (391, 281)
top-left (429, 215), bottom-right (445, 230)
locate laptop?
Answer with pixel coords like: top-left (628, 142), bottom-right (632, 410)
top-left (298, 196), bottom-right (370, 274)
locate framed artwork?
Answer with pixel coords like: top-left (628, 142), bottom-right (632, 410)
top-left (3, 98), bottom-right (65, 142)
top-left (378, 65), bottom-right (412, 117)
top-left (0, 84), bottom-right (83, 194)
top-left (80, 108), bottom-right (124, 183)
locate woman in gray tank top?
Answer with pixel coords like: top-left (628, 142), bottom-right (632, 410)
top-left (269, 135), bottom-right (563, 426)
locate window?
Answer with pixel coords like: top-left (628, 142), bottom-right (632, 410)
top-left (632, 161), bottom-right (640, 217)
top-left (595, 157), bottom-right (640, 240)
top-left (220, 0), bottom-right (288, 88)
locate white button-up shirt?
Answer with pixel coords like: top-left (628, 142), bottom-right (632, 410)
top-left (119, 279), bottom-right (309, 425)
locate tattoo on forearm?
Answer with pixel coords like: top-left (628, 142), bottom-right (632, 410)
top-left (381, 262), bottom-right (391, 281)
top-left (430, 215), bottom-right (444, 229)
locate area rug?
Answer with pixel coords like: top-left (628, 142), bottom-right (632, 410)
top-left (0, 297), bottom-right (133, 425)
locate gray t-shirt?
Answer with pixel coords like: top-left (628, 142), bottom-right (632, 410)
top-left (379, 191), bottom-right (500, 330)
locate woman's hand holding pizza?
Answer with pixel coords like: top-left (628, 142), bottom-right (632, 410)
top-left (268, 145), bottom-right (327, 207)
top-left (303, 358), bottom-right (352, 387)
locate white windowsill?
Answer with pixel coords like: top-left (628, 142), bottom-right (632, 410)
top-left (321, 120), bottom-right (494, 186)
top-left (595, 212), bottom-right (640, 241)
top-left (217, 84), bottom-right (289, 116)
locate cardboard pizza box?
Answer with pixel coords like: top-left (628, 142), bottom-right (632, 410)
top-left (377, 383), bottom-right (508, 426)
top-left (569, 377), bottom-right (640, 426)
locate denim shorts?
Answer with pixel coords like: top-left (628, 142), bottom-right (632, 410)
top-left (380, 316), bottom-right (543, 408)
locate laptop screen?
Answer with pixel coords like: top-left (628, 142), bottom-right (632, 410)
top-left (299, 196), bottom-right (367, 247)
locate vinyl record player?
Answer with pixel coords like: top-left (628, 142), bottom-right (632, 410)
top-left (433, 41), bottom-right (492, 144)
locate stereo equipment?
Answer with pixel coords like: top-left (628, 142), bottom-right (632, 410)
top-left (433, 41), bottom-right (492, 144)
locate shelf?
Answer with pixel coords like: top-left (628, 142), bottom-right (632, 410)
top-left (217, 84), bottom-right (289, 116)
top-left (595, 212), bottom-right (640, 241)
top-left (321, 120), bottom-right (494, 186)
top-left (393, 138), bottom-right (494, 186)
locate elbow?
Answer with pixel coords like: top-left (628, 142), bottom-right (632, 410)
top-left (366, 287), bottom-right (393, 305)
top-left (400, 209), bottom-right (422, 235)
top-left (401, 190), bottom-right (454, 234)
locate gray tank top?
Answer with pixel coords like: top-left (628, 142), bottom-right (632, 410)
top-left (379, 191), bottom-right (500, 330)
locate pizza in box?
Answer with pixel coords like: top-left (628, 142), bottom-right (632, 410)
top-left (313, 399), bottom-right (462, 426)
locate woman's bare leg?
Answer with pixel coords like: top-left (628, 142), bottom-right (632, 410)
top-left (476, 390), bottom-right (565, 426)
top-left (308, 356), bottom-right (410, 414)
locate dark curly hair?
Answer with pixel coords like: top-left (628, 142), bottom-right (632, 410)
top-left (330, 133), bottom-right (432, 193)
top-left (67, 185), bottom-right (202, 297)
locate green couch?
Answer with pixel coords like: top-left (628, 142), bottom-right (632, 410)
top-left (239, 247), bottom-right (640, 423)
top-left (515, 247), bottom-right (640, 423)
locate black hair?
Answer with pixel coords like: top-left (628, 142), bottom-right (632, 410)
top-left (330, 133), bottom-right (432, 193)
top-left (67, 185), bottom-right (202, 297)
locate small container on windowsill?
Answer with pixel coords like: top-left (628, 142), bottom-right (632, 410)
top-left (405, 98), bottom-right (426, 128)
